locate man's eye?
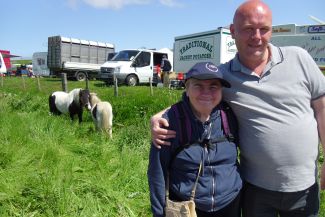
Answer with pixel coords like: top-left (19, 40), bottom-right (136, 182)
top-left (260, 28), bottom-right (270, 34)
top-left (245, 28), bottom-right (253, 33)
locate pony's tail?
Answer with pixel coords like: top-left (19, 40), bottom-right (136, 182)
top-left (101, 103), bottom-right (113, 138)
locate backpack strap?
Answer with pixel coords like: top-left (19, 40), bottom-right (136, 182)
top-left (220, 109), bottom-right (235, 142)
top-left (220, 101), bottom-right (237, 143)
top-left (220, 110), bottom-right (230, 136)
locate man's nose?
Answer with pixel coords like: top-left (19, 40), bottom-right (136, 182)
top-left (251, 29), bottom-right (261, 39)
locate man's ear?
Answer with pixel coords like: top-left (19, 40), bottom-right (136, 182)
top-left (230, 24), bottom-right (235, 39)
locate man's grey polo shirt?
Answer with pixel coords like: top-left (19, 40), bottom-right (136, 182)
top-left (220, 43), bottom-right (325, 192)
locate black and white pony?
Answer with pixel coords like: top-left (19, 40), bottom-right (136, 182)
top-left (49, 88), bottom-right (91, 123)
top-left (89, 93), bottom-right (113, 138)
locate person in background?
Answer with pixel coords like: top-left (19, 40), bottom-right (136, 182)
top-left (148, 62), bottom-right (242, 217)
top-left (27, 66), bottom-right (34, 77)
top-left (150, 1), bottom-right (325, 216)
top-left (160, 55), bottom-right (172, 84)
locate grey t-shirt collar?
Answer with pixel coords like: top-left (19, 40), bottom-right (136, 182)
top-left (230, 43), bottom-right (284, 76)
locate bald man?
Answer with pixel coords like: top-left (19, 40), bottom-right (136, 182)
top-left (150, 1), bottom-right (325, 216)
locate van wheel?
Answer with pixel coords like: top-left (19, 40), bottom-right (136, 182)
top-left (126, 75), bottom-right (138, 86)
top-left (76, 72), bottom-right (87, 81)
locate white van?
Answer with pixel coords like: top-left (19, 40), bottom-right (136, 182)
top-left (98, 49), bottom-right (173, 86)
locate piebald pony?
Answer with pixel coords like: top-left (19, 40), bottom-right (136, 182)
top-left (49, 88), bottom-right (91, 123)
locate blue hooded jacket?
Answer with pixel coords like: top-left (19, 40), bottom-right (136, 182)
top-left (147, 93), bottom-right (242, 217)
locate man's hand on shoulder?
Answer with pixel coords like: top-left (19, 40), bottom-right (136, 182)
top-left (150, 114), bottom-right (176, 149)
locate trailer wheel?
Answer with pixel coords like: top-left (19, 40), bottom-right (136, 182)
top-left (76, 72), bottom-right (87, 81)
top-left (126, 75), bottom-right (138, 86)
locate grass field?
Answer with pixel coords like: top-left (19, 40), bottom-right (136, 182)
top-left (0, 76), bottom-right (324, 216)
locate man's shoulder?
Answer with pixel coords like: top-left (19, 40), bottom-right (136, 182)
top-left (219, 61), bottom-right (232, 70)
top-left (269, 43), bottom-right (312, 64)
top-left (272, 43), bottom-right (308, 56)
top-left (280, 45), bottom-right (306, 52)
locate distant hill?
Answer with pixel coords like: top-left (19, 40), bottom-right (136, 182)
top-left (11, 59), bottom-right (32, 65)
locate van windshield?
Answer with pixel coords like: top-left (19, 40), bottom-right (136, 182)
top-left (111, 50), bottom-right (140, 61)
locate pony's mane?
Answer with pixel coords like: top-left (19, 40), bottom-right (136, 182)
top-left (90, 93), bottom-right (102, 106)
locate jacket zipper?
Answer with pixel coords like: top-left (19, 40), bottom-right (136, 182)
top-left (205, 144), bottom-right (215, 210)
top-left (211, 164), bottom-right (215, 210)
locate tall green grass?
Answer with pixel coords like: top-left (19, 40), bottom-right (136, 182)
top-left (0, 77), bottom-right (324, 216)
top-left (0, 77), bottom-right (182, 216)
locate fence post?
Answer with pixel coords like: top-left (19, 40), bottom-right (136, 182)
top-left (85, 76), bottom-right (89, 90)
top-left (114, 75), bottom-right (118, 97)
top-left (149, 77), bottom-right (153, 96)
top-left (22, 76), bottom-right (26, 90)
top-left (37, 76), bottom-right (41, 91)
top-left (61, 73), bottom-right (68, 92)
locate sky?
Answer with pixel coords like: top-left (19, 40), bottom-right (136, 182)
top-left (1, 0), bottom-right (325, 59)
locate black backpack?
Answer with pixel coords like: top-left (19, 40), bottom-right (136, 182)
top-left (163, 59), bottom-right (172, 71)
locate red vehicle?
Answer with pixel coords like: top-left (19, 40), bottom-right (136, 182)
top-left (0, 50), bottom-right (11, 74)
top-left (0, 50), bottom-right (20, 75)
